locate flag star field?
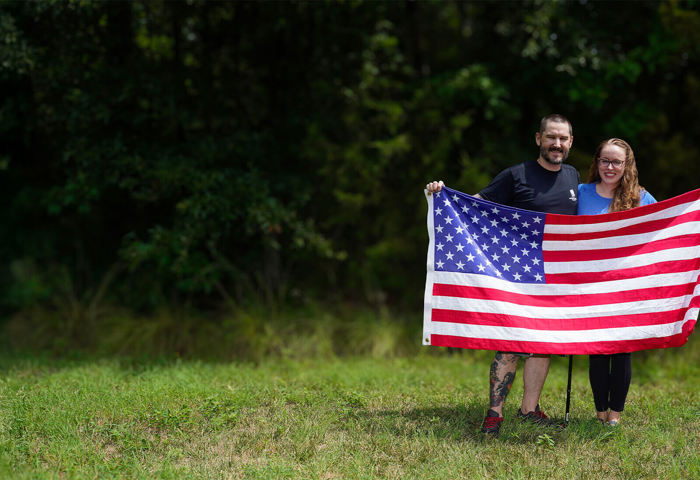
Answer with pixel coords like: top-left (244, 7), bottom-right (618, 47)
top-left (432, 189), bottom-right (545, 283)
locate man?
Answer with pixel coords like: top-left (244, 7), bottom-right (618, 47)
top-left (425, 114), bottom-right (579, 435)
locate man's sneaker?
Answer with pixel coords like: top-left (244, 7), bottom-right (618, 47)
top-left (517, 404), bottom-right (556, 426)
top-left (481, 409), bottom-right (504, 435)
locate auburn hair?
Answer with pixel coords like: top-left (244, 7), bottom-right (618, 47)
top-left (587, 138), bottom-right (642, 213)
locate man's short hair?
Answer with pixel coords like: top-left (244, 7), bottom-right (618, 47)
top-left (539, 114), bottom-right (572, 136)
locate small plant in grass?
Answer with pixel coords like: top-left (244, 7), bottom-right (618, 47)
top-left (536, 433), bottom-right (555, 449)
top-left (596, 430), bottom-right (616, 443)
top-left (199, 396), bottom-right (239, 430)
top-left (342, 390), bottom-right (366, 409)
top-left (147, 405), bottom-right (194, 431)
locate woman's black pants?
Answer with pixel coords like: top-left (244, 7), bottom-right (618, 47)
top-left (588, 353), bottom-right (632, 412)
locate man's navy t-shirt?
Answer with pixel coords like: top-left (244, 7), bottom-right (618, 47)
top-left (478, 160), bottom-right (580, 215)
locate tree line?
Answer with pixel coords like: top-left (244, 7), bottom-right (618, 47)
top-left (0, 1), bottom-right (698, 350)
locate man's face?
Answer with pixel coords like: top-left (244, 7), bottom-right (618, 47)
top-left (536, 121), bottom-right (573, 166)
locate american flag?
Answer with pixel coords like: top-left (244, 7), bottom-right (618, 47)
top-left (423, 186), bottom-right (700, 354)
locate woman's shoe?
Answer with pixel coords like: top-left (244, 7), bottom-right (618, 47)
top-left (607, 419), bottom-right (620, 427)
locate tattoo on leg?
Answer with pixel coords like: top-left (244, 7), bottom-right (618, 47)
top-left (495, 372), bottom-right (515, 404)
top-left (490, 358), bottom-right (499, 383)
top-left (489, 354), bottom-right (516, 408)
top-left (490, 372), bottom-right (515, 408)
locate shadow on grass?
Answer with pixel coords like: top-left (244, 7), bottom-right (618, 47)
top-left (357, 403), bottom-right (618, 445)
top-left (355, 402), bottom-right (483, 441)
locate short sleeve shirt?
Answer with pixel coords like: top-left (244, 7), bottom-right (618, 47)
top-left (577, 183), bottom-right (657, 215)
top-left (479, 160), bottom-right (580, 215)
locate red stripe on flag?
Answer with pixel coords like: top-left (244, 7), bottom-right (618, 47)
top-left (430, 307), bottom-right (693, 331)
top-left (543, 210), bottom-right (700, 241)
top-left (432, 282), bottom-right (696, 307)
top-left (542, 234), bottom-right (700, 262)
top-left (545, 258), bottom-right (700, 284)
top-left (544, 188), bottom-right (700, 225)
top-left (430, 327), bottom-right (695, 355)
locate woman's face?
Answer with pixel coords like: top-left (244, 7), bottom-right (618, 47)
top-left (597, 144), bottom-right (626, 188)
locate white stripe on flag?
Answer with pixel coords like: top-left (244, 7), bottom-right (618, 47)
top-left (432, 293), bottom-right (695, 319)
top-left (423, 190), bottom-right (436, 345)
top-left (433, 270), bottom-right (700, 294)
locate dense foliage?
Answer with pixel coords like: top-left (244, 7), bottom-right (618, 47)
top-left (1, 1), bottom-right (698, 351)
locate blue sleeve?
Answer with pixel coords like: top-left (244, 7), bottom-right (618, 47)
top-left (640, 190), bottom-right (657, 205)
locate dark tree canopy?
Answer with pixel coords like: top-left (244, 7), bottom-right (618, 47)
top-left (0, 0), bottom-right (698, 326)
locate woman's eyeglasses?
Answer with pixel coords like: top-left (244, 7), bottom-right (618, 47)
top-left (598, 158), bottom-right (625, 169)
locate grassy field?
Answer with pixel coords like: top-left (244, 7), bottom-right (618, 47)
top-left (0, 338), bottom-right (698, 479)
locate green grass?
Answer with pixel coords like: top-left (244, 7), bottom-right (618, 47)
top-left (0, 340), bottom-right (698, 479)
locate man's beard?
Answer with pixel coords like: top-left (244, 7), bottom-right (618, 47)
top-left (540, 145), bottom-right (569, 165)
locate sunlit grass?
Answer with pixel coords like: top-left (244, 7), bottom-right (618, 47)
top-left (0, 334), bottom-right (698, 479)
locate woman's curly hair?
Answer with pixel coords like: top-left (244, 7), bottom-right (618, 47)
top-left (587, 138), bottom-right (642, 213)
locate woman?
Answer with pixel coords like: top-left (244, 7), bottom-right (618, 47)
top-left (577, 138), bottom-right (656, 426)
